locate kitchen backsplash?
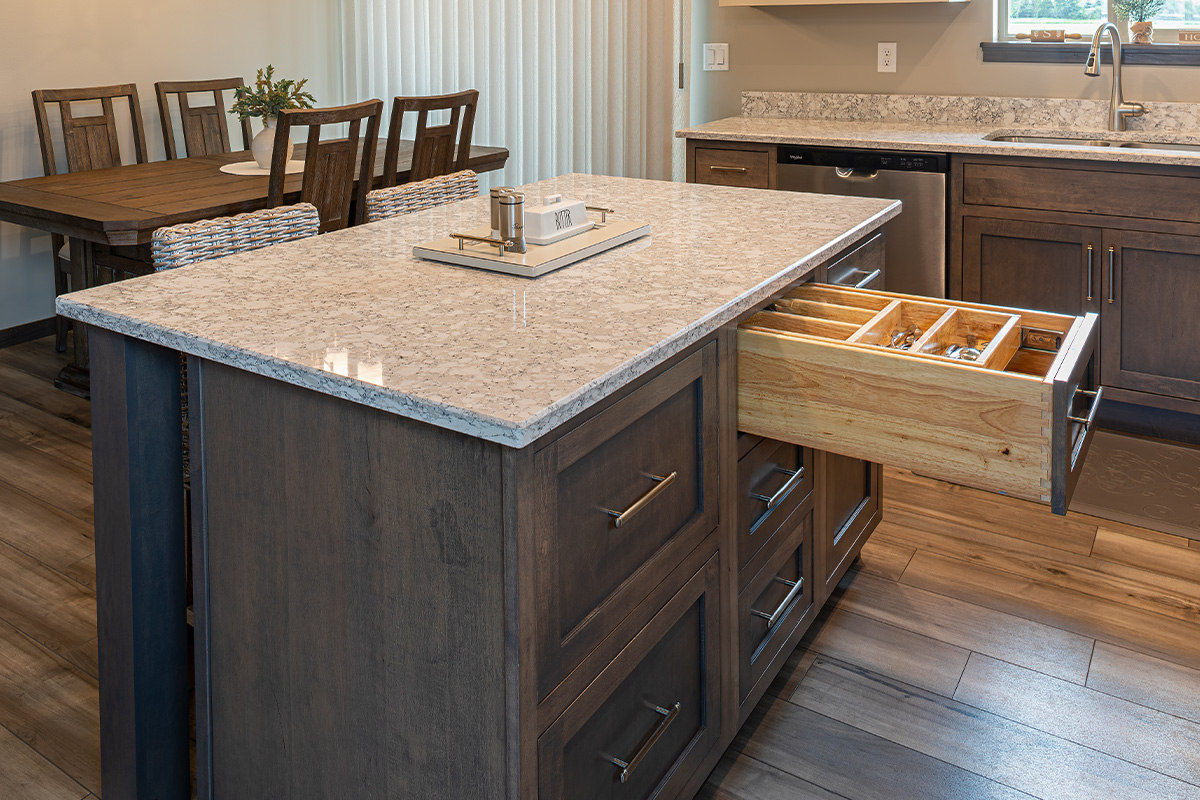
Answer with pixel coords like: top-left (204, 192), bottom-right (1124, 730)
top-left (742, 91), bottom-right (1200, 132)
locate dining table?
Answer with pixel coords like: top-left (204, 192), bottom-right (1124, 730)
top-left (0, 138), bottom-right (510, 397)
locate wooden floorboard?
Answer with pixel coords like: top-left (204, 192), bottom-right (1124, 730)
top-left (3, 339), bottom-right (1200, 800)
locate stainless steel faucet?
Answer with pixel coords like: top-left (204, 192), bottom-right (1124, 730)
top-left (1085, 22), bottom-right (1145, 132)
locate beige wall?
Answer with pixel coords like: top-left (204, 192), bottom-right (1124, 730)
top-left (0, 0), bottom-right (343, 330)
top-left (691, 0), bottom-right (1200, 123)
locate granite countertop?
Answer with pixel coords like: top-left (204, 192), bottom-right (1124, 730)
top-left (678, 92), bottom-right (1200, 167)
top-left (58, 173), bottom-right (899, 448)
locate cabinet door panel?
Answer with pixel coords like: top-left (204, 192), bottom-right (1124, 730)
top-left (962, 217), bottom-right (1101, 316)
top-left (1104, 230), bottom-right (1200, 401)
top-left (818, 452), bottom-right (881, 600)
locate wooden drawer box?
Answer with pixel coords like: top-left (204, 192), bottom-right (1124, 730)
top-left (737, 285), bottom-right (1100, 514)
top-left (960, 161), bottom-right (1200, 225)
top-left (738, 506), bottom-right (814, 708)
top-left (693, 147), bottom-right (771, 189)
top-left (737, 437), bottom-right (811, 586)
top-left (538, 556), bottom-right (722, 800)
top-left (532, 343), bottom-right (719, 700)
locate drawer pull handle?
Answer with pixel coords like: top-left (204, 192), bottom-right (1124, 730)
top-left (852, 269), bottom-right (883, 289)
top-left (751, 466), bottom-right (805, 510)
top-left (709, 165), bottom-right (748, 173)
top-left (1086, 244), bottom-right (1094, 302)
top-left (608, 701), bottom-right (682, 783)
top-left (1068, 387), bottom-right (1104, 431)
top-left (603, 472), bottom-right (677, 528)
top-left (751, 576), bottom-right (805, 628)
top-left (1108, 246), bottom-right (1116, 304)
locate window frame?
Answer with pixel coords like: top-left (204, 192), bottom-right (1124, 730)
top-left (995, 0), bottom-right (1194, 44)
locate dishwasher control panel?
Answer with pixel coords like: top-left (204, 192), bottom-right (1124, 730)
top-left (778, 146), bottom-right (947, 174)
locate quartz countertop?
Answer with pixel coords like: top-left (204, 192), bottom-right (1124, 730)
top-left (677, 116), bottom-right (1200, 168)
top-left (57, 173), bottom-right (899, 448)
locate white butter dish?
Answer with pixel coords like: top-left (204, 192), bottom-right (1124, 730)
top-left (524, 194), bottom-right (595, 245)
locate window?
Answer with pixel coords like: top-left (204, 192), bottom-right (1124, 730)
top-left (997, 0), bottom-right (1200, 41)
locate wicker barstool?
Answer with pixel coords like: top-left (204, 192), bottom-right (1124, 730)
top-left (152, 202), bottom-right (321, 270)
top-left (364, 169), bottom-right (479, 223)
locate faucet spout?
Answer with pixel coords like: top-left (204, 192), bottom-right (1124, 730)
top-left (1085, 22), bottom-right (1145, 132)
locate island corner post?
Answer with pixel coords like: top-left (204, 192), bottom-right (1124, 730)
top-left (89, 327), bottom-right (192, 800)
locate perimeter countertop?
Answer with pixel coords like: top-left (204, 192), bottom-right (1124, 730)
top-left (57, 173), bottom-right (899, 448)
top-left (677, 116), bottom-right (1200, 168)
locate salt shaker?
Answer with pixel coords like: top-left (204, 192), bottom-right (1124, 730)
top-left (490, 186), bottom-right (514, 238)
top-left (498, 192), bottom-right (527, 254)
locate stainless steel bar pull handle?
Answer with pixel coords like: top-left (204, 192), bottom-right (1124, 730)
top-left (751, 575), bottom-right (805, 628)
top-left (608, 701), bottom-right (682, 783)
top-left (751, 466), bottom-right (805, 510)
top-left (853, 269), bottom-right (883, 289)
top-left (603, 472), bottom-right (677, 528)
top-left (1108, 246), bottom-right (1116, 304)
top-left (1068, 387), bottom-right (1104, 430)
top-left (1086, 244), bottom-right (1094, 301)
top-left (709, 165), bottom-right (747, 174)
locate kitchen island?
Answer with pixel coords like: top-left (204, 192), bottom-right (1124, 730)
top-left (58, 173), bottom-right (902, 800)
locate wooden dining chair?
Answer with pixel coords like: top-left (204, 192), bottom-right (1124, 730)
top-left (382, 90), bottom-right (479, 188)
top-left (365, 169), bottom-right (479, 223)
top-left (33, 84), bottom-right (151, 350)
top-left (268, 100), bottom-right (384, 233)
top-left (155, 78), bottom-right (252, 159)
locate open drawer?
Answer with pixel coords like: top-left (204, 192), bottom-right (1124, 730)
top-left (737, 284), bottom-right (1101, 515)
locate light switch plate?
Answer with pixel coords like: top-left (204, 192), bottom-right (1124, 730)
top-left (704, 43), bottom-right (730, 71)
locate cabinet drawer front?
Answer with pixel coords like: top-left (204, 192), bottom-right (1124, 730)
top-left (535, 344), bottom-right (719, 699)
top-left (737, 437), bottom-right (812, 583)
top-left (960, 161), bottom-right (1200, 224)
top-left (737, 285), bottom-right (1099, 514)
top-left (825, 233), bottom-right (885, 290)
top-left (539, 557), bottom-right (722, 800)
top-left (694, 147), bottom-right (770, 189)
top-left (822, 454), bottom-right (881, 595)
top-left (738, 509), bottom-right (814, 705)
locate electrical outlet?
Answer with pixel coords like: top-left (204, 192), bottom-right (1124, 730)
top-left (704, 43), bottom-right (730, 71)
top-left (878, 42), bottom-right (897, 73)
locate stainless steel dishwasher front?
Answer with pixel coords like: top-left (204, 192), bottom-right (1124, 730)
top-left (777, 146), bottom-right (948, 298)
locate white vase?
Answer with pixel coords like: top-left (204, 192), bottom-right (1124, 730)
top-left (251, 117), bottom-right (294, 171)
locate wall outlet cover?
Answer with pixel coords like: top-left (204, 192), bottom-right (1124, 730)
top-left (878, 42), bottom-right (897, 73)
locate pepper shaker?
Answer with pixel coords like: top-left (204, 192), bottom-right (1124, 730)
top-left (490, 186), bottom-right (514, 238)
top-left (498, 192), bottom-right (527, 254)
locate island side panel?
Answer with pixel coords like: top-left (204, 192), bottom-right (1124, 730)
top-left (89, 329), bottom-right (191, 800)
top-left (190, 360), bottom-right (510, 799)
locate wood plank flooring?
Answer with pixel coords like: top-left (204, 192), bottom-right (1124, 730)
top-left (1, 337), bottom-right (1199, 800)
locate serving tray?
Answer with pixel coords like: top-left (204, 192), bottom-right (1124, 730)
top-left (413, 220), bottom-right (651, 278)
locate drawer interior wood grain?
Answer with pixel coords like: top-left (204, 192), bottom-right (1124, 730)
top-left (738, 284), bottom-right (1099, 514)
top-left (694, 147), bottom-right (770, 189)
top-left (961, 161), bottom-right (1200, 225)
top-left (533, 343), bottom-right (719, 700)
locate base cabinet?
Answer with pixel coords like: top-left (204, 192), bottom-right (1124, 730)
top-left (818, 453), bottom-right (882, 601)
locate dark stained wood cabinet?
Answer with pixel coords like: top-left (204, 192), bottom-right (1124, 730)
top-left (817, 452), bottom-right (882, 601)
top-left (1103, 230), bottom-right (1200, 402)
top-left (961, 217), bottom-right (1101, 317)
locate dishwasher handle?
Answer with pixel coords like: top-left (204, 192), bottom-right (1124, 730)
top-left (834, 166), bottom-right (880, 182)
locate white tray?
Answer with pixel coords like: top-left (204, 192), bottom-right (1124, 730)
top-left (413, 220), bottom-right (651, 278)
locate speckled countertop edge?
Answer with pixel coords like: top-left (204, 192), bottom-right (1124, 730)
top-left (676, 117), bottom-right (1200, 167)
top-left (57, 176), bottom-right (901, 449)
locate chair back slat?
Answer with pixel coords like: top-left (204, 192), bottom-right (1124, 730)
top-left (268, 100), bottom-right (383, 233)
top-left (365, 170), bottom-right (479, 223)
top-left (156, 78), bottom-right (252, 159)
top-left (152, 202), bottom-right (321, 270)
top-left (32, 84), bottom-right (149, 176)
top-left (382, 90), bottom-right (478, 187)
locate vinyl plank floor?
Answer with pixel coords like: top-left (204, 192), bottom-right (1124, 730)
top-left (733, 690), bottom-right (1037, 800)
top-left (699, 751), bottom-right (846, 800)
top-left (800, 608), bottom-right (970, 698)
top-left (955, 652), bottom-right (1200, 787)
top-left (900, 549), bottom-right (1200, 670)
top-left (794, 656), bottom-right (1200, 800)
top-left (853, 536), bottom-right (914, 581)
top-left (1086, 642), bottom-right (1200, 726)
top-left (1091, 527), bottom-right (1200, 585)
top-left (0, 338), bottom-right (73, 384)
top-left (0, 480), bottom-right (94, 581)
top-left (836, 569), bottom-right (1095, 685)
top-left (0, 391), bottom-right (92, 470)
top-left (0, 538), bottom-right (97, 668)
top-left (0, 432), bottom-right (93, 524)
top-left (0, 724), bottom-right (88, 800)
top-left (0, 619), bottom-right (100, 796)
top-left (0, 361), bottom-right (90, 428)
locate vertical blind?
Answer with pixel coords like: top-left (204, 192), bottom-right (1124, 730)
top-left (341, 0), bottom-right (689, 187)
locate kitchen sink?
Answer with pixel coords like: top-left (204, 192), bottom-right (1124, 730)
top-left (986, 133), bottom-right (1200, 152)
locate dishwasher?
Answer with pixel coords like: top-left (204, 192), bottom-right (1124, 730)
top-left (777, 145), bottom-right (948, 298)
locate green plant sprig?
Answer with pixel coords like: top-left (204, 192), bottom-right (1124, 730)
top-left (230, 64), bottom-right (316, 120)
top-left (1112, 0), bottom-right (1166, 22)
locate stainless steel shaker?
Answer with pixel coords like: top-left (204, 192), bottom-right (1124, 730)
top-left (498, 191), bottom-right (527, 254)
top-left (490, 186), bottom-right (514, 238)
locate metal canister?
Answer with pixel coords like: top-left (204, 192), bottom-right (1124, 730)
top-left (498, 192), bottom-right (527, 254)
top-left (490, 186), bottom-right (514, 237)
